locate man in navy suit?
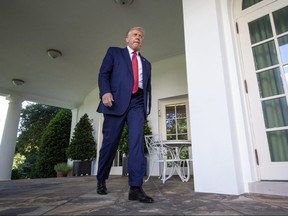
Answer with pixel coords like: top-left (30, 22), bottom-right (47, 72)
top-left (96, 27), bottom-right (153, 203)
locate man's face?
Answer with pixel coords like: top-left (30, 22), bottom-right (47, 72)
top-left (126, 29), bottom-right (143, 51)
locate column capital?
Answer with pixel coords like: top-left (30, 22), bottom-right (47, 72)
top-left (5, 95), bottom-right (25, 104)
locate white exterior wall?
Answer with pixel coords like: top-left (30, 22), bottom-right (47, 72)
top-left (182, 0), bottom-right (256, 195)
top-left (149, 54), bottom-right (188, 133)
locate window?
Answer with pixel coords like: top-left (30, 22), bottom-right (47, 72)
top-left (166, 103), bottom-right (188, 140)
top-left (159, 95), bottom-right (190, 141)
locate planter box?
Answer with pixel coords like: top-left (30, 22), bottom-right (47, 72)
top-left (56, 171), bottom-right (73, 177)
top-left (73, 161), bottom-right (91, 176)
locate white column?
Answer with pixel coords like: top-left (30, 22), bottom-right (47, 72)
top-left (182, 0), bottom-right (249, 195)
top-left (67, 108), bottom-right (79, 167)
top-left (0, 96), bottom-right (23, 180)
top-left (95, 114), bottom-right (103, 175)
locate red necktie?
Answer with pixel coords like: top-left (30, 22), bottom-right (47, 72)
top-left (132, 51), bottom-right (138, 94)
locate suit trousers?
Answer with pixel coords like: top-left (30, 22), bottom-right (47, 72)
top-left (97, 90), bottom-right (146, 186)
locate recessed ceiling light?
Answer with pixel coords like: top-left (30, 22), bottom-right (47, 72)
top-left (47, 49), bottom-right (62, 59)
top-left (114, 0), bottom-right (134, 6)
top-left (12, 79), bottom-right (25, 86)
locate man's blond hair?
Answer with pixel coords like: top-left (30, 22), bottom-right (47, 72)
top-left (126, 27), bottom-right (145, 38)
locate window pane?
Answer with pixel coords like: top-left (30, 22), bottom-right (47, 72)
top-left (242, 0), bottom-right (263, 10)
top-left (176, 105), bottom-right (186, 118)
top-left (249, 15), bottom-right (272, 44)
top-left (252, 41), bottom-right (278, 70)
top-left (177, 119), bottom-right (187, 133)
top-left (166, 119), bottom-right (176, 134)
top-left (178, 134), bottom-right (188, 140)
top-left (267, 130), bottom-right (288, 162)
top-left (167, 135), bottom-right (176, 140)
top-left (273, 6), bottom-right (288, 35)
top-left (262, 97), bottom-right (288, 128)
top-left (166, 106), bottom-right (175, 119)
top-left (257, 68), bottom-right (284, 98)
top-left (278, 35), bottom-right (288, 64)
top-left (284, 65), bottom-right (288, 83)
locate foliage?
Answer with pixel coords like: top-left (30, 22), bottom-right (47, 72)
top-left (14, 103), bottom-right (62, 179)
top-left (11, 153), bottom-right (26, 179)
top-left (12, 153), bottom-right (26, 169)
top-left (179, 146), bottom-right (190, 159)
top-left (54, 162), bottom-right (73, 174)
top-left (66, 113), bottom-right (96, 161)
top-left (119, 120), bottom-right (152, 156)
top-left (16, 103), bottom-right (62, 154)
top-left (11, 169), bottom-right (21, 180)
top-left (34, 109), bottom-right (72, 178)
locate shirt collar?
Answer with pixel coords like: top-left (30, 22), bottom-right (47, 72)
top-left (127, 46), bottom-right (138, 55)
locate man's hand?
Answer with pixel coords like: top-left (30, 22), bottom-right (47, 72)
top-left (102, 93), bottom-right (114, 107)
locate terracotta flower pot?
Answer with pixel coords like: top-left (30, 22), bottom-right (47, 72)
top-left (67, 170), bottom-right (73, 177)
top-left (57, 171), bottom-right (65, 177)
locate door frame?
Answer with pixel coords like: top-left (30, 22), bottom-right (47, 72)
top-left (236, 0), bottom-right (288, 180)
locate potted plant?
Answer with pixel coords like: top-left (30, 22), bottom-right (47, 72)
top-left (66, 113), bottom-right (96, 176)
top-left (119, 120), bottom-right (152, 176)
top-left (54, 162), bottom-right (73, 177)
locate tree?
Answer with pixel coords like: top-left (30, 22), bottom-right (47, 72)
top-left (66, 113), bottom-right (96, 161)
top-left (34, 109), bottom-right (72, 178)
top-left (16, 103), bottom-right (62, 155)
top-left (13, 103), bottom-right (62, 179)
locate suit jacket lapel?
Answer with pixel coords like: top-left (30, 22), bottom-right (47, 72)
top-left (140, 54), bottom-right (147, 86)
top-left (123, 47), bottom-right (133, 76)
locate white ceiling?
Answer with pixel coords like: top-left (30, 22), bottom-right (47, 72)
top-left (0, 0), bottom-right (185, 109)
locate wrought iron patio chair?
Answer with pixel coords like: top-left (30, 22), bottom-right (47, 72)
top-left (179, 158), bottom-right (193, 182)
top-left (175, 145), bottom-right (193, 182)
top-left (144, 134), bottom-right (186, 183)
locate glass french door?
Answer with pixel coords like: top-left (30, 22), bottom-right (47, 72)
top-left (238, 0), bottom-right (288, 180)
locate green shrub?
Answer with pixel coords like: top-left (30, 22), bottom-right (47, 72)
top-left (66, 113), bottom-right (96, 161)
top-left (54, 163), bottom-right (73, 174)
top-left (34, 109), bottom-right (72, 178)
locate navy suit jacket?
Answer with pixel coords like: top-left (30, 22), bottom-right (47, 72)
top-left (97, 47), bottom-right (152, 117)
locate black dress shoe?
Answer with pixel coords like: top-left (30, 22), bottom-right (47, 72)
top-left (128, 186), bottom-right (154, 203)
top-left (97, 180), bottom-right (107, 195)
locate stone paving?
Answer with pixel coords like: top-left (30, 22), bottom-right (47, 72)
top-left (0, 175), bottom-right (288, 215)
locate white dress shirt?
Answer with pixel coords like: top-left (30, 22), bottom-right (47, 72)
top-left (127, 46), bottom-right (143, 89)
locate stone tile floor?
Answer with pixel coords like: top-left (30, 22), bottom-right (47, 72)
top-left (0, 175), bottom-right (288, 215)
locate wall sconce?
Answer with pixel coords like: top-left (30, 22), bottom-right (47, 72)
top-left (47, 49), bottom-right (62, 59)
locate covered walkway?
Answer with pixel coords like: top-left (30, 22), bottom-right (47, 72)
top-left (0, 176), bottom-right (288, 215)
